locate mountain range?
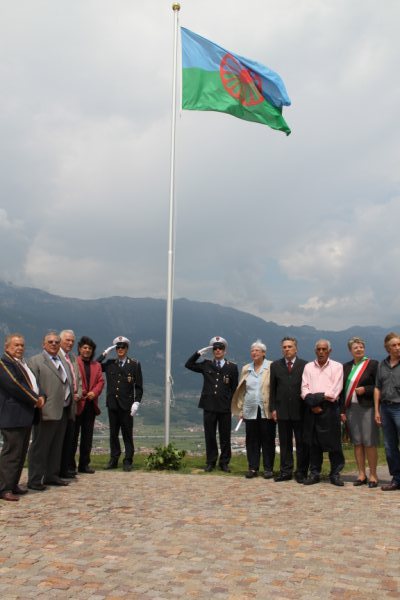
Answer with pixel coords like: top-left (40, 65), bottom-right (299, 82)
top-left (0, 280), bottom-right (395, 425)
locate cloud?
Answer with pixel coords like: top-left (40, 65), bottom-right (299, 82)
top-left (0, 0), bottom-right (399, 331)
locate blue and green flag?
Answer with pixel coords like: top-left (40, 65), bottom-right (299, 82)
top-left (181, 27), bottom-right (291, 135)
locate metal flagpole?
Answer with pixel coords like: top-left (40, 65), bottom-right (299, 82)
top-left (164, 2), bottom-right (180, 445)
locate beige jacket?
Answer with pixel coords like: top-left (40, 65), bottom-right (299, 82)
top-left (231, 360), bottom-right (272, 418)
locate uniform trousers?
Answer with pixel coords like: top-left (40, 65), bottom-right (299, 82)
top-left (277, 419), bottom-right (309, 477)
top-left (203, 410), bottom-right (231, 467)
top-left (28, 408), bottom-right (69, 485)
top-left (245, 408), bottom-right (276, 472)
top-left (108, 406), bottom-right (134, 465)
top-left (0, 427), bottom-right (31, 493)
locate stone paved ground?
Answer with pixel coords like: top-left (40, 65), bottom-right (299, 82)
top-left (0, 465), bottom-right (399, 599)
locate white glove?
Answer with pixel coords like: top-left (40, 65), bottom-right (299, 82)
top-left (130, 401), bottom-right (140, 417)
top-left (198, 345), bottom-right (213, 356)
top-left (103, 345), bottom-right (116, 356)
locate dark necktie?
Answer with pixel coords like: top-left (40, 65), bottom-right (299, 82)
top-left (287, 361), bottom-right (293, 373)
top-left (119, 360), bottom-right (123, 368)
top-left (216, 360), bottom-right (221, 369)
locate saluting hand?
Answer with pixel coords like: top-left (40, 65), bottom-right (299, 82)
top-left (103, 345), bottom-right (116, 356)
top-left (197, 346), bottom-right (213, 356)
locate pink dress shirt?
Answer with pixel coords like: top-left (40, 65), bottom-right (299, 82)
top-left (301, 359), bottom-right (343, 401)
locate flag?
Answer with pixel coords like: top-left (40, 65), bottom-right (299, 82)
top-left (181, 27), bottom-right (291, 135)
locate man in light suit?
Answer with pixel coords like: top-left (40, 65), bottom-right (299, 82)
top-left (270, 337), bottom-right (308, 483)
top-left (58, 329), bottom-right (81, 478)
top-left (28, 331), bottom-right (74, 490)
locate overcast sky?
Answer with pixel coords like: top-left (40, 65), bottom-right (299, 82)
top-left (0, 0), bottom-right (399, 330)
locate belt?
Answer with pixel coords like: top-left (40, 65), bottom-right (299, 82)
top-left (382, 400), bottom-right (400, 405)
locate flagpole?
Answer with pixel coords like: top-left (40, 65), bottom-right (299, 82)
top-left (164, 2), bottom-right (180, 446)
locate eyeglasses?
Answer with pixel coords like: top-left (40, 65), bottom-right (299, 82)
top-left (47, 340), bottom-right (60, 345)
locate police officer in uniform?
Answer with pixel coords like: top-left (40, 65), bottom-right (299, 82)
top-left (185, 336), bottom-right (238, 472)
top-left (97, 336), bottom-right (143, 471)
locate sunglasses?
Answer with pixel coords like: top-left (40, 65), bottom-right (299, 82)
top-left (116, 343), bottom-right (128, 349)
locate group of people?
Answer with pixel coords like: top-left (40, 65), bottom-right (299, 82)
top-left (2, 327), bottom-right (400, 502)
top-left (0, 330), bottom-right (142, 501)
top-left (186, 333), bottom-right (400, 491)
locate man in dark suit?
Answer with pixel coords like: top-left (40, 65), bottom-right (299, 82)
top-left (28, 331), bottom-right (75, 490)
top-left (185, 336), bottom-right (238, 472)
top-left (97, 335), bottom-right (143, 472)
top-left (0, 333), bottom-right (44, 501)
top-left (270, 336), bottom-right (309, 483)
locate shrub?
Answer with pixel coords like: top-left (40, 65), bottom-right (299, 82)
top-left (145, 443), bottom-right (186, 471)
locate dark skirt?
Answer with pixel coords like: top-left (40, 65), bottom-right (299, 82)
top-left (347, 403), bottom-right (379, 446)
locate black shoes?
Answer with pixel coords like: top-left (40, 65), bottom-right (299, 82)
top-left (274, 474), bottom-right (292, 482)
top-left (28, 483), bottom-right (48, 491)
top-left (353, 478), bottom-right (368, 486)
top-left (294, 473), bottom-right (306, 484)
top-left (219, 464), bottom-right (231, 473)
top-left (104, 461), bottom-right (119, 470)
top-left (78, 467), bottom-right (95, 474)
top-left (12, 485), bottom-right (28, 495)
top-left (44, 477), bottom-right (69, 486)
top-left (60, 471), bottom-right (77, 479)
top-left (123, 464), bottom-right (132, 472)
top-left (244, 470), bottom-right (273, 479)
top-left (245, 470), bottom-right (258, 479)
top-left (303, 476), bottom-right (320, 486)
top-left (204, 465), bottom-right (215, 472)
top-left (330, 476), bottom-right (344, 487)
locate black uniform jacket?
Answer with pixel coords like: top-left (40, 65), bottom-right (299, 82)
top-left (303, 393), bottom-right (342, 452)
top-left (97, 356), bottom-right (143, 412)
top-left (340, 359), bottom-right (378, 412)
top-left (269, 357), bottom-right (307, 420)
top-left (185, 352), bottom-right (238, 413)
top-left (0, 352), bottom-right (40, 428)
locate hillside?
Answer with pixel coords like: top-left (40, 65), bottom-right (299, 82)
top-left (0, 280), bottom-right (394, 426)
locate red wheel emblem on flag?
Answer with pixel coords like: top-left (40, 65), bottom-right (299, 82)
top-left (220, 53), bottom-right (264, 106)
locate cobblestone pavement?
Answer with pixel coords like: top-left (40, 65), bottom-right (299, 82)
top-left (0, 465), bottom-right (399, 599)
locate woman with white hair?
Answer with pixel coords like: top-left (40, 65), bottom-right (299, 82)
top-left (232, 340), bottom-right (276, 478)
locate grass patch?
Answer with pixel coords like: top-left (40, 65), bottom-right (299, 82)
top-left (90, 444), bottom-right (388, 477)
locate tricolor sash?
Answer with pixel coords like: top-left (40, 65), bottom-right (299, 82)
top-left (344, 357), bottom-right (370, 409)
top-left (0, 358), bottom-right (39, 404)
